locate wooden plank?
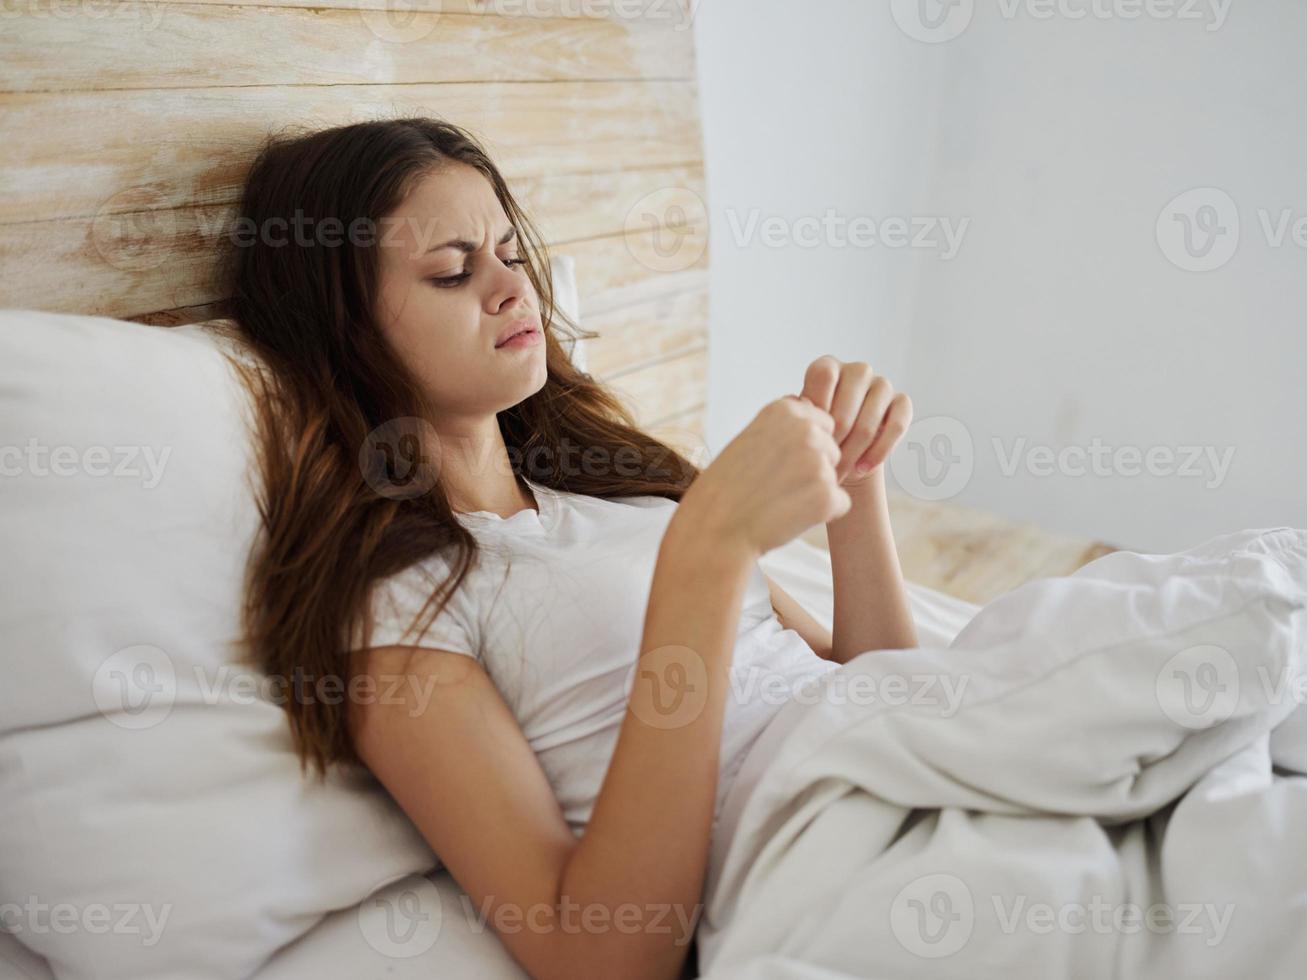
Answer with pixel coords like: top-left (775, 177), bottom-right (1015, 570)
top-left (601, 344), bottom-right (706, 425)
top-left (55, 216), bottom-right (706, 331)
top-left (0, 80), bottom-right (702, 224)
top-left (565, 220), bottom-right (708, 314)
top-left (516, 163), bottom-right (704, 246)
top-left (0, 3), bottom-right (694, 93)
top-left (582, 284), bottom-right (707, 378)
top-left (0, 166), bottom-right (706, 321)
top-left (157, 0), bottom-right (697, 22)
top-left (802, 495), bottom-right (1120, 605)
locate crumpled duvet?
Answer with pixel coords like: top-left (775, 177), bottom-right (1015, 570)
top-left (697, 527), bottom-right (1307, 980)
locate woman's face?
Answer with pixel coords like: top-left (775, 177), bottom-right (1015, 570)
top-left (374, 163), bottom-right (547, 423)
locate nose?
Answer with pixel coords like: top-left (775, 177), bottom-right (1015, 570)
top-left (485, 258), bottom-right (529, 315)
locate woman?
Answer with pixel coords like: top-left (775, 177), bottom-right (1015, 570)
top-left (225, 117), bottom-right (917, 980)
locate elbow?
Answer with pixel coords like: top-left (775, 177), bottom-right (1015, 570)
top-left (529, 912), bottom-right (695, 980)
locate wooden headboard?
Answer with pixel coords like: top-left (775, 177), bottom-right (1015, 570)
top-left (0, 0), bottom-right (709, 460)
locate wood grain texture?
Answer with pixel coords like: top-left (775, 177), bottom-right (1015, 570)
top-left (0, 80), bottom-right (702, 224)
top-left (0, 3), bottom-right (694, 92)
top-left (151, 0), bottom-right (696, 19)
top-left (0, 166), bottom-right (707, 322)
top-left (602, 345), bottom-right (706, 429)
top-left (0, 0), bottom-right (711, 436)
top-left (802, 495), bottom-right (1119, 605)
top-left (1, 0), bottom-right (709, 429)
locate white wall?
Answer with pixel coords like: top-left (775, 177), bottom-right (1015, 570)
top-left (693, 0), bottom-right (947, 446)
top-left (694, 0), bottom-right (1307, 553)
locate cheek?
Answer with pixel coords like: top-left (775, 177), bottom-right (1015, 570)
top-left (383, 286), bottom-right (477, 372)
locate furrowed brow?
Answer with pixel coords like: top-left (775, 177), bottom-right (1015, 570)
top-left (424, 226), bottom-right (517, 255)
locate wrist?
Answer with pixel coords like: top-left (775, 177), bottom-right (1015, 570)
top-left (665, 496), bottom-right (760, 568)
top-left (831, 468), bottom-right (887, 521)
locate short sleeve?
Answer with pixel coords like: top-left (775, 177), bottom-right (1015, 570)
top-left (350, 560), bottom-right (480, 658)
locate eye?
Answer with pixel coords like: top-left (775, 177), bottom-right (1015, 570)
top-left (428, 256), bottom-right (526, 288)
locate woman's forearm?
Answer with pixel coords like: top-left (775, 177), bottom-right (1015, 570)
top-left (556, 508), bottom-right (755, 980)
top-left (826, 471), bottom-right (918, 664)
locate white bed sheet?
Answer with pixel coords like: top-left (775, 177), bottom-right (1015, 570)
top-left (0, 538), bottom-right (979, 979)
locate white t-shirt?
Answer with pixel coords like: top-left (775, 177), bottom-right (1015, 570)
top-left (355, 476), bottom-right (838, 837)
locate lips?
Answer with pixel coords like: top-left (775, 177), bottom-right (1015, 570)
top-left (494, 317), bottom-right (539, 348)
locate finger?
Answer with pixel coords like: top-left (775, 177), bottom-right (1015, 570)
top-left (791, 395), bottom-right (836, 433)
top-left (820, 425), bottom-right (843, 471)
top-left (828, 362), bottom-right (875, 446)
top-left (800, 356), bottom-right (840, 414)
top-left (834, 379), bottom-right (888, 480)
top-left (854, 392), bottom-right (913, 475)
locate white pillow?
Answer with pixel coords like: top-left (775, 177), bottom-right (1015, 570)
top-left (0, 256), bottom-right (581, 980)
top-left (550, 253), bottom-right (587, 373)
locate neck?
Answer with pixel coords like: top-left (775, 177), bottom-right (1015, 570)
top-left (430, 414), bottom-right (536, 518)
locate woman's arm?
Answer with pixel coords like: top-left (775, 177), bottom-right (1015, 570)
top-left (789, 355), bottom-right (918, 664)
top-left (557, 514), bottom-right (756, 980)
top-left (763, 574), bottom-right (834, 661)
top-left (825, 470), bottom-right (917, 663)
top-left (761, 477), bottom-right (917, 664)
top-left (350, 517), bottom-right (762, 980)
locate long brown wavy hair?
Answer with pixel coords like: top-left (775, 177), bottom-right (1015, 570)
top-left (220, 117), bottom-right (701, 780)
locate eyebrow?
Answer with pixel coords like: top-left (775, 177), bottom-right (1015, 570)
top-left (423, 226), bottom-right (517, 255)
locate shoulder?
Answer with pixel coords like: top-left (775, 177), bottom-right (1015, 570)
top-left (355, 549), bottom-right (485, 656)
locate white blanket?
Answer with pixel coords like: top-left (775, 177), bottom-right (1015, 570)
top-left (698, 527), bottom-right (1307, 980)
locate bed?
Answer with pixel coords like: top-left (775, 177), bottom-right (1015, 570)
top-left (0, 508), bottom-right (981, 980)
